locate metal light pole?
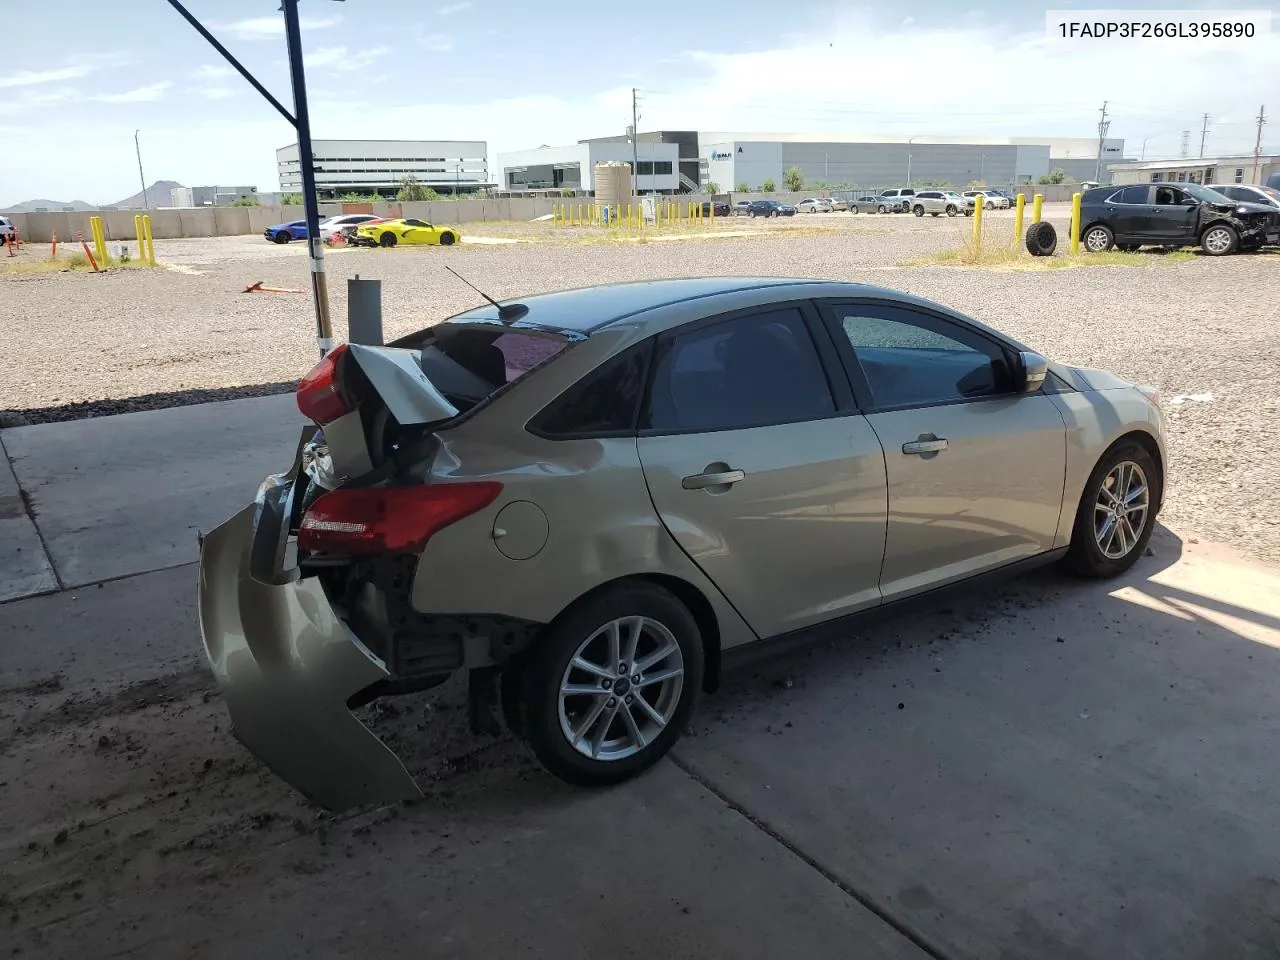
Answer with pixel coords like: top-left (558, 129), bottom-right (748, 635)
top-left (134, 130), bottom-right (149, 209)
top-left (166, 0), bottom-right (335, 356)
top-left (905, 136), bottom-right (919, 185)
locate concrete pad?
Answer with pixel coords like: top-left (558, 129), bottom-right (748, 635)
top-left (675, 529), bottom-right (1280, 960)
top-left (0, 432), bottom-right (58, 602)
top-left (0, 562), bottom-right (200, 694)
top-left (2, 393), bottom-right (301, 587)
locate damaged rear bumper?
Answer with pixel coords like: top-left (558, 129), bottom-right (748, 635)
top-left (196, 432), bottom-right (424, 811)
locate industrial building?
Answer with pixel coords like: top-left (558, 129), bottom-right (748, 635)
top-left (1106, 155), bottom-right (1280, 187)
top-left (276, 140), bottom-right (491, 197)
top-left (494, 131), bottom-right (1128, 195)
top-left (169, 185), bottom-right (259, 207)
top-left (495, 140), bottom-right (682, 193)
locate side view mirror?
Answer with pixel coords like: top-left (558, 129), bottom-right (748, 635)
top-left (1018, 351), bottom-right (1048, 393)
top-left (1181, 198), bottom-right (1199, 206)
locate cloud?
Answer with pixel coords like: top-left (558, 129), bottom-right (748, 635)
top-left (191, 64), bottom-right (234, 81)
top-left (303, 46), bottom-right (390, 71)
top-left (191, 86), bottom-right (235, 100)
top-left (439, 2), bottom-right (472, 14)
top-left (224, 15), bottom-right (342, 39)
top-left (0, 64), bottom-right (95, 89)
top-left (93, 81), bottom-right (173, 103)
top-left (418, 32), bottom-right (455, 52)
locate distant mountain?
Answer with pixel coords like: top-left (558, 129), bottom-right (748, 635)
top-left (1, 181), bottom-right (184, 214)
top-left (2, 198), bottom-right (96, 213)
top-left (111, 180), bottom-right (184, 210)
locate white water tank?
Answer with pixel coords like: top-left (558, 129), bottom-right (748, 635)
top-left (595, 162), bottom-right (631, 212)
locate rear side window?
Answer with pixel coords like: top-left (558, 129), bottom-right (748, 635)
top-left (1113, 186), bottom-right (1150, 204)
top-left (421, 328), bottom-right (571, 412)
top-left (642, 307), bottom-right (835, 433)
top-left (531, 346), bottom-right (649, 437)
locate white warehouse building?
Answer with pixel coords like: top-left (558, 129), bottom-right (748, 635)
top-left (495, 140), bottom-right (682, 193)
top-left (276, 139), bottom-right (490, 197)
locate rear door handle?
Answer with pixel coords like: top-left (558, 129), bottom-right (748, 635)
top-left (902, 437), bottom-right (948, 455)
top-left (682, 469), bottom-right (746, 490)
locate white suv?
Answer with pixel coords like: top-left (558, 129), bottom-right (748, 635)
top-left (910, 191), bottom-right (969, 217)
top-left (0, 216), bottom-right (16, 243)
top-left (962, 190), bottom-right (1010, 210)
top-left (879, 188), bottom-right (916, 212)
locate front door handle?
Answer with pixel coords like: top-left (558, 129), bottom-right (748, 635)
top-left (902, 436), bottom-right (948, 455)
top-left (682, 469), bottom-right (746, 490)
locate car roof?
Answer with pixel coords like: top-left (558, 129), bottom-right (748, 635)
top-left (446, 277), bottom-right (1019, 342)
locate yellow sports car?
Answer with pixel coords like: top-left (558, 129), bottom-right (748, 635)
top-left (354, 218), bottom-right (461, 248)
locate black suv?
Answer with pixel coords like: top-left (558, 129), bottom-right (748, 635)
top-left (1078, 182), bottom-right (1280, 255)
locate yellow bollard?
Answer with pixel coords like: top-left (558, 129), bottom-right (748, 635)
top-left (90, 216), bottom-right (108, 267)
top-left (709, 200), bottom-right (715, 225)
top-left (142, 215), bottom-right (155, 265)
top-left (1032, 193), bottom-right (1043, 225)
top-left (971, 194), bottom-right (984, 253)
top-left (1070, 192), bottom-right (1082, 256)
top-left (134, 214), bottom-right (144, 254)
top-left (553, 203), bottom-right (560, 225)
top-left (1014, 194), bottom-right (1025, 244)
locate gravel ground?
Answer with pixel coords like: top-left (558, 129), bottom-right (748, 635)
top-left (2, 205), bottom-right (1278, 561)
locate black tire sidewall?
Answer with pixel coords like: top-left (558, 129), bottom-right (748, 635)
top-left (380, 232), bottom-right (396, 247)
top-left (439, 232), bottom-right (455, 245)
top-left (1066, 441), bottom-right (1162, 578)
top-left (518, 582), bottom-right (704, 786)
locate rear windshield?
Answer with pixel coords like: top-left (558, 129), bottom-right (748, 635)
top-left (418, 325), bottom-right (571, 413)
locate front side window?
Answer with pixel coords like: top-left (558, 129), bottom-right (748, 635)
top-left (642, 308), bottom-right (835, 433)
top-left (828, 305), bottom-right (1014, 409)
top-left (1154, 186), bottom-right (1184, 205)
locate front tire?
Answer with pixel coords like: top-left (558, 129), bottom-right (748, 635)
top-left (438, 232), bottom-right (456, 246)
top-left (273, 231), bottom-right (291, 244)
top-left (1201, 223), bottom-right (1238, 256)
top-left (516, 582), bottom-right (703, 787)
top-left (1065, 440), bottom-right (1161, 578)
top-left (913, 205), bottom-right (925, 217)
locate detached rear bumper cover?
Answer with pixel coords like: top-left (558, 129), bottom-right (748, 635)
top-left (198, 472), bottom-right (423, 811)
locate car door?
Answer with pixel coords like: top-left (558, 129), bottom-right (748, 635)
top-left (1099, 186), bottom-right (1151, 240)
top-left (817, 300), bottom-right (1068, 601)
top-left (1149, 185), bottom-right (1200, 242)
top-left (636, 303), bottom-right (888, 639)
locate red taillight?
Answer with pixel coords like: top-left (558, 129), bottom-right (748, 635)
top-left (297, 482), bottom-right (503, 556)
top-left (297, 344), bottom-right (352, 424)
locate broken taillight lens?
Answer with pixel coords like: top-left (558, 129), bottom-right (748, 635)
top-left (296, 344), bottom-right (352, 424)
top-left (297, 482), bottom-right (503, 556)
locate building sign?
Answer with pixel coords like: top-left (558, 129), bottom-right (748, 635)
top-left (710, 150), bottom-right (732, 161)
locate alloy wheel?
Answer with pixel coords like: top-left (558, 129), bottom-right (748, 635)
top-left (1085, 228), bottom-right (1111, 252)
top-left (1093, 460), bottom-right (1150, 560)
top-left (557, 616), bottom-right (685, 762)
top-left (1203, 227), bottom-right (1233, 254)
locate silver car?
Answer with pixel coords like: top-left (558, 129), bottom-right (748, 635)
top-left (911, 191), bottom-right (968, 217)
top-left (199, 278), bottom-right (1167, 809)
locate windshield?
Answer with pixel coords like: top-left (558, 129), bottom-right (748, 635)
top-left (1182, 183), bottom-right (1233, 204)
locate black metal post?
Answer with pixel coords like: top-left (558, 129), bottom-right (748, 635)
top-left (281, 0), bottom-right (333, 354)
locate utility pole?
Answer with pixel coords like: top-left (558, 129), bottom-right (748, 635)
top-left (1199, 113), bottom-right (1211, 158)
top-left (1252, 105), bottom-right (1267, 183)
top-left (631, 87), bottom-right (640, 197)
top-left (134, 130), bottom-right (149, 209)
top-left (1180, 130), bottom-right (1190, 158)
top-left (1094, 101), bottom-right (1110, 183)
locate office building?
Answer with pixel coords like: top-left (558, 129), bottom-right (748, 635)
top-left (276, 140), bottom-right (490, 197)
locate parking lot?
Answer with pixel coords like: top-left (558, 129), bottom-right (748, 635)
top-left (3, 211), bottom-right (1280, 959)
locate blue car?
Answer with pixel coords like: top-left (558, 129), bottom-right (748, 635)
top-left (265, 220), bottom-right (308, 243)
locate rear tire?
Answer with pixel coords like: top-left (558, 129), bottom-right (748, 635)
top-left (379, 232), bottom-right (397, 248)
top-left (1083, 224), bottom-right (1115, 252)
top-left (516, 582), bottom-right (703, 787)
top-left (850, 206), bottom-right (859, 215)
top-left (946, 205), bottom-right (958, 217)
top-left (877, 205), bottom-right (887, 214)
